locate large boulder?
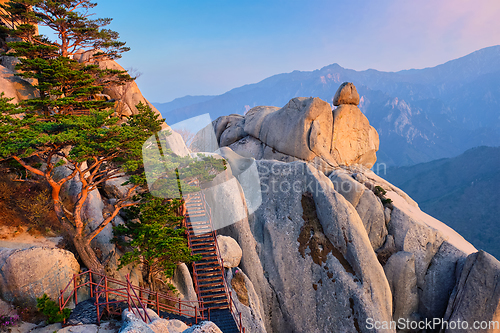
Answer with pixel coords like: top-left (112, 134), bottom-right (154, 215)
top-left (220, 160), bottom-right (393, 333)
top-left (226, 268), bottom-right (267, 333)
top-left (384, 251), bottom-right (419, 325)
top-left (329, 170), bottom-right (366, 207)
top-left (73, 50), bottom-right (157, 117)
top-left (83, 188), bottom-right (114, 256)
top-left (0, 65), bottom-right (38, 104)
top-left (0, 247), bottom-right (80, 306)
top-left (442, 251), bottom-right (500, 333)
top-left (419, 241), bottom-right (468, 321)
top-left (182, 321), bottom-right (223, 333)
top-left (355, 189), bottom-right (388, 251)
top-left (172, 263), bottom-right (197, 301)
top-left (385, 189), bottom-right (477, 322)
top-left (331, 104), bottom-right (379, 167)
top-left (216, 235), bottom-right (242, 268)
top-left (160, 126), bottom-right (191, 157)
top-left (212, 83), bottom-right (380, 168)
top-left (333, 82), bottom-right (360, 106)
top-left (245, 97), bottom-right (334, 163)
top-left (119, 308), bottom-right (173, 333)
top-left (103, 176), bottom-right (132, 199)
top-left (166, 320), bottom-right (190, 333)
top-left (216, 115), bottom-right (246, 147)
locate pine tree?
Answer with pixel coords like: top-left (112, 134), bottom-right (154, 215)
top-left (0, 0), bottom-right (228, 277)
top-left (0, 99), bottom-right (163, 274)
top-left (113, 195), bottom-right (201, 291)
top-left (0, 0), bottom-right (132, 116)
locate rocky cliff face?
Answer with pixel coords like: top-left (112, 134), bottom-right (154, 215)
top-left (2, 65), bottom-right (499, 333)
top-left (207, 83), bottom-right (499, 333)
top-left (209, 82), bottom-right (379, 171)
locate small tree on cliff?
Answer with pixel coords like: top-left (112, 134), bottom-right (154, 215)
top-left (0, 99), bottom-right (163, 274)
top-left (112, 195), bottom-right (201, 291)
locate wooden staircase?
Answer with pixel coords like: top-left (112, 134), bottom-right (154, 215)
top-left (184, 191), bottom-right (244, 333)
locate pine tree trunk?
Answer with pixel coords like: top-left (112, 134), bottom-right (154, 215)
top-left (73, 235), bottom-right (105, 276)
top-left (50, 182), bottom-right (105, 276)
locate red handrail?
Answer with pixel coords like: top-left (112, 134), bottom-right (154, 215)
top-left (126, 274), bottom-right (152, 324)
top-left (197, 190), bottom-right (246, 333)
top-left (59, 269), bottom-right (207, 325)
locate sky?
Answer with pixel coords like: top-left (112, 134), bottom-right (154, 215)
top-left (56, 0), bottom-right (500, 103)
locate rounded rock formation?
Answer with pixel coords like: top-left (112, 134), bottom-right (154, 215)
top-left (0, 246), bottom-right (80, 307)
top-left (216, 235), bottom-right (242, 268)
top-left (333, 82), bottom-right (360, 106)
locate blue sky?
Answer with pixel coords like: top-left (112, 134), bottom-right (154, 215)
top-left (70, 0), bottom-right (500, 103)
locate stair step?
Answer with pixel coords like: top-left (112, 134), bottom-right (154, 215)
top-left (195, 266), bottom-right (221, 273)
top-left (191, 240), bottom-right (214, 246)
top-left (196, 252), bottom-right (218, 257)
top-left (189, 220), bottom-right (210, 225)
top-left (192, 244), bottom-right (215, 249)
top-left (199, 284), bottom-right (226, 292)
top-left (196, 268), bottom-right (223, 276)
top-left (194, 259), bottom-right (220, 266)
top-left (202, 293), bottom-right (227, 301)
top-left (203, 298), bottom-right (229, 305)
top-left (188, 212), bottom-right (207, 217)
top-left (188, 224), bottom-right (211, 229)
top-left (198, 277), bottom-right (224, 284)
top-left (190, 241), bottom-right (214, 247)
top-left (190, 232), bottom-right (214, 237)
top-left (192, 249), bottom-right (217, 255)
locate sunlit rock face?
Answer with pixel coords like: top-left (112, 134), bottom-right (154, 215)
top-left (0, 65), bottom-right (39, 104)
top-left (217, 158), bottom-right (485, 333)
top-left (212, 82), bottom-right (379, 170)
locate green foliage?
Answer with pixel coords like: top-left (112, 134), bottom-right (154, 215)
top-left (381, 198), bottom-right (393, 206)
top-left (113, 194), bottom-right (201, 288)
top-left (0, 0), bottom-right (129, 58)
top-left (1, 0), bottom-right (132, 116)
top-left (0, 1), bottom-right (157, 273)
top-left (374, 185), bottom-right (387, 196)
top-left (36, 294), bottom-right (71, 324)
top-left (142, 129), bottom-right (227, 198)
top-left (0, 99), bottom-right (163, 176)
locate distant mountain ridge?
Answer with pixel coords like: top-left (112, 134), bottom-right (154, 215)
top-left (154, 45), bottom-right (500, 166)
top-left (384, 146), bottom-right (500, 259)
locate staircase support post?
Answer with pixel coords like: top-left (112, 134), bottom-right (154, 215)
top-left (156, 292), bottom-right (160, 316)
top-left (127, 277), bottom-right (131, 311)
top-left (73, 274), bottom-right (78, 305)
top-left (105, 276), bottom-right (109, 315)
top-left (89, 271), bottom-right (93, 298)
top-left (96, 292), bottom-right (100, 326)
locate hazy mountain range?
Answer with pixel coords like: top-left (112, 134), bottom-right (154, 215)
top-left (385, 146), bottom-right (500, 259)
top-left (154, 45), bottom-right (500, 167)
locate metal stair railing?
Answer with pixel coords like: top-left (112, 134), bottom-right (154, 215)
top-left (59, 270), bottom-right (206, 325)
top-left (184, 188), bottom-right (246, 333)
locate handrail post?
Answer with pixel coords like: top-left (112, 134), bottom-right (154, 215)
top-left (229, 291), bottom-right (233, 312)
top-left (59, 289), bottom-right (63, 311)
top-left (195, 306), bottom-right (197, 324)
top-left (127, 277), bottom-right (131, 311)
top-left (96, 290), bottom-right (100, 326)
top-left (156, 292), bottom-right (160, 316)
top-left (89, 271), bottom-right (93, 298)
top-left (73, 274), bottom-right (78, 305)
top-left (105, 276), bottom-right (109, 316)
